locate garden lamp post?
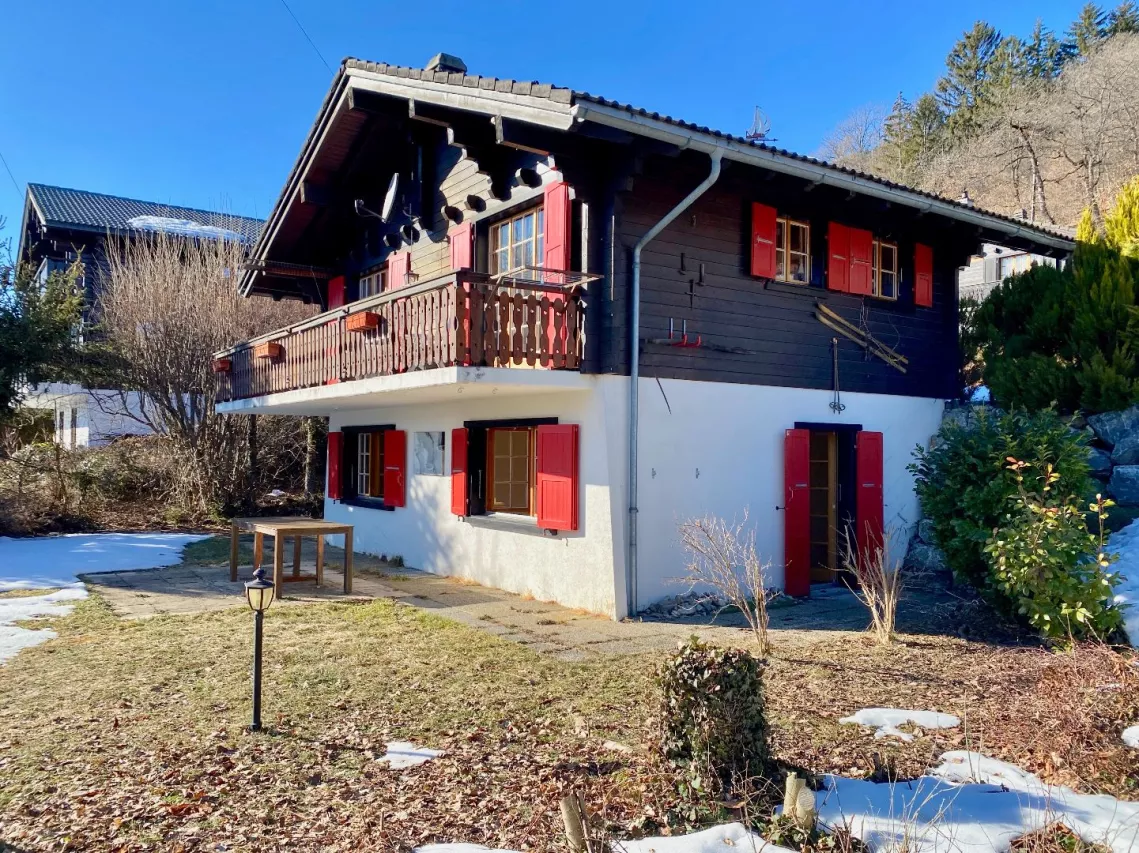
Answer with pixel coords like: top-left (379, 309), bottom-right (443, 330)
top-left (244, 566), bottom-right (275, 732)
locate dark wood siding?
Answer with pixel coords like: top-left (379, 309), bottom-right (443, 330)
top-left (608, 155), bottom-right (968, 399)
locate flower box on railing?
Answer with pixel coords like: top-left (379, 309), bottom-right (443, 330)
top-left (346, 311), bottom-right (380, 333)
top-left (254, 342), bottom-right (283, 361)
top-left (212, 358), bottom-right (232, 373)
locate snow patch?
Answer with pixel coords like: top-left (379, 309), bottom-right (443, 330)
top-left (126, 215), bottom-right (245, 241)
top-left (1105, 519), bottom-right (1139, 646)
top-left (0, 533), bottom-right (206, 663)
top-left (377, 741), bottom-right (442, 769)
top-left (613, 823), bottom-right (796, 852)
top-left (839, 708), bottom-right (961, 742)
top-left (1124, 725), bottom-right (1139, 749)
top-left (816, 750), bottom-right (1139, 853)
top-left (416, 847), bottom-right (519, 853)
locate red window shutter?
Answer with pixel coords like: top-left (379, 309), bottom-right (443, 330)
top-left (847, 227), bottom-right (874, 296)
top-left (328, 275), bottom-right (346, 309)
top-left (326, 431), bottom-right (343, 501)
top-left (827, 222), bottom-right (849, 292)
top-left (855, 431), bottom-right (885, 572)
top-left (783, 429), bottom-right (811, 597)
top-left (449, 222), bottom-right (474, 271)
top-left (536, 424), bottom-right (579, 532)
top-left (387, 252), bottom-right (409, 289)
top-left (383, 429), bottom-right (407, 507)
top-left (750, 202), bottom-right (778, 279)
top-left (450, 427), bottom-right (469, 516)
top-left (914, 243), bottom-right (934, 307)
top-left (542, 181), bottom-right (572, 272)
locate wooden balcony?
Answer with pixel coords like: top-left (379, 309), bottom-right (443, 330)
top-left (214, 271), bottom-right (585, 404)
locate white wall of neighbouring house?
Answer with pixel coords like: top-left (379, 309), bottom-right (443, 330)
top-left (325, 377), bottom-right (630, 618)
top-left (26, 384), bottom-right (155, 448)
top-left (631, 377), bottom-right (945, 610)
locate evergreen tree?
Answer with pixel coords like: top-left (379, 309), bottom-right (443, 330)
top-left (1022, 19), bottom-right (1069, 78)
top-left (1104, 175), bottom-right (1139, 257)
top-left (880, 93), bottom-right (947, 184)
top-left (936, 22), bottom-right (1012, 138)
top-left (1067, 2), bottom-right (1110, 57)
top-left (1107, 0), bottom-right (1139, 35)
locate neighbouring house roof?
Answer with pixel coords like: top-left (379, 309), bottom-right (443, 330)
top-left (244, 56), bottom-right (1076, 295)
top-left (25, 184), bottom-right (263, 243)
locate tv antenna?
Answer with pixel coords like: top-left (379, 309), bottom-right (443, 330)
top-left (746, 106), bottom-right (775, 143)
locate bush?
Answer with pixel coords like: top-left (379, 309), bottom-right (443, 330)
top-left (657, 637), bottom-right (770, 800)
top-left (910, 408), bottom-right (1091, 608)
top-left (984, 462), bottom-right (1122, 640)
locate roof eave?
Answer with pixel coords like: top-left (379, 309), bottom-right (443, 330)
top-left (573, 101), bottom-right (1076, 254)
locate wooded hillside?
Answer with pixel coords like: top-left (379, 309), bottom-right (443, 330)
top-left (821, 3), bottom-right (1139, 229)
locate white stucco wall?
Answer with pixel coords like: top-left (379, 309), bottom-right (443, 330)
top-left (325, 378), bottom-right (629, 617)
top-left (26, 385), bottom-right (154, 448)
top-left (632, 378), bottom-right (945, 610)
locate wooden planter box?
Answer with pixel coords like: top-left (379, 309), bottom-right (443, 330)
top-left (254, 342), bottom-right (283, 360)
top-left (212, 358), bottom-right (232, 373)
top-left (346, 311), bottom-right (380, 333)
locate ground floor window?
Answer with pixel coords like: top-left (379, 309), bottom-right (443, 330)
top-left (342, 425), bottom-right (388, 503)
top-left (488, 427), bottom-right (535, 514)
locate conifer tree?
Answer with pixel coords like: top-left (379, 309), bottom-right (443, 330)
top-left (1067, 2), bottom-right (1110, 57)
top-left (1107, 0), bottom-right (1139, 35)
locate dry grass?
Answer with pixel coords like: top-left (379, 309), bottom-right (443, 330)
top-left (0, 582), bottom-right (1136, 851)
top-left (0, 588), bottom-right (63, 600)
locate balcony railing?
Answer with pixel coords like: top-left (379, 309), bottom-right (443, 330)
top-left (214, 270), bottom-right (586, 403)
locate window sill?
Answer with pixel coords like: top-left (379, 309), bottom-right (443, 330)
top-left (462, 513), bottom-right (557, 537)
top-left (339, 497), bottom-right (395, 512)
top-left (763, 279), bottom-right (826, 299)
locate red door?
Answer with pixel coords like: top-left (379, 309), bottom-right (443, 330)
top-left (783, 429), bottom-right (811, 597)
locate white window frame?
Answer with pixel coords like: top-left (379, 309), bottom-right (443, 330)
top-left (999, 252), bottom-right (1033, 280)
top-left (490, 207), bottom-right (544, 278)
top-left (871, 239), bottom-right (899, 301)
top-left (359, 268), bottom-right (386, 299)
top-left (357, 432), bottom-right (372, 496)
top-left (775, 217), bottom-right (810, 284)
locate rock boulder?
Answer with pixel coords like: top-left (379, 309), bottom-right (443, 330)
top-left (1088, 447), bottom-right (1114, 479)
top-left (1088, 405), bottom-right (1139, 449)
top-left (1110, 465), bottom-right (1139, 506)
top-left (1112, 434), bottom-right (1139, 466)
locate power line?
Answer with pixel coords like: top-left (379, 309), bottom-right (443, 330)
top-left (276, 0), bottom-right (333, 74)
top-left (0, 148), bottom-right (21, 202)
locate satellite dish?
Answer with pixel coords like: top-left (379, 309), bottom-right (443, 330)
top-left (380, 173), bottom-right (400, 223)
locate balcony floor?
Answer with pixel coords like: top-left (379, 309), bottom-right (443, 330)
top-left (214, 365), bottom-right (595, 415)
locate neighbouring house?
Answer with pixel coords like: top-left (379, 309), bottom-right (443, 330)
top-left (212, 53), bottom-right (1075, 619)
top-left (17, 184), bottom-right (263, 447)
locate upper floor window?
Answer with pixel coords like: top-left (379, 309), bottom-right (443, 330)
top-left (491, 207), bottom-right (544, 277)
top-left (776, 217), bottom-right (810, 284)
top-left (999, 252), bottom-right (1033, 280)
top-left (359, 268), bottom-right (386, 299)
top-left (871, 240), bottom-right (898, 300)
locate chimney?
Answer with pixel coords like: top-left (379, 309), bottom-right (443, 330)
top-left (425, 53), bottom-right (467, 74)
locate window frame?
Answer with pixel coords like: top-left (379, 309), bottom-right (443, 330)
top-left (489, 205), bottom-right (545, 278)
top-left (775, 216), bottom-right (811, 285)
top-left (998, 252), bottom-right (1033, 280)
top-left (341, 424), bottom-right (392, 509)
top-left (460, 417), bottom-right (558, 521)
top-left (358, 267), bottom-right (387, 299)
top-left (871, 239), bottom-right (899, 301)
top-left (486, 426), bottom-right (536, 516)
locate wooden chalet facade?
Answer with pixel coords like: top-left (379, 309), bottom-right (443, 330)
top-left (215, 53), bottom-right (1074, 618)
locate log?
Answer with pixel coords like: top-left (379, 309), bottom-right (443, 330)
top-left (560, 792), bottom-right (590, 853)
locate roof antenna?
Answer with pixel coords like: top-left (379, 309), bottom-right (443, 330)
top-left (746, 106), bottom-right (775, 143)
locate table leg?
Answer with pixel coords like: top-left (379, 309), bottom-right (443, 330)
top-left (292, 535), bottom-right (302, 579)
top-left (316, 535), bottom-right (325, 588)
top-left (344, 529), bottom-right (353, 595)
top-left (273, 533), bottom-right (285, 594)
top-left (229, 522), bottom-right (239, 582)
top-left (253, 532), bottom-right (264, 573)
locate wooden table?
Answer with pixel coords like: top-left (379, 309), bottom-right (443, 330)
top-left (229, 517), bottom-right (355, 594)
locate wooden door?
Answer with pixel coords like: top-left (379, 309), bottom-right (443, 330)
top-left (808, 431), bottom-right (838, 583)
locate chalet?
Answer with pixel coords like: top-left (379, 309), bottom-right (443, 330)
top-left (214, 53), bottom-right (1075, 619)
top-left (17, 184), bottom-right (262, 447)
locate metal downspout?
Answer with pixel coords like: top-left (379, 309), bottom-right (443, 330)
top-left (627, 151), bottom-right (722, 617)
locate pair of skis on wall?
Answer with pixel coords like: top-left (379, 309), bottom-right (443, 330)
top-left (814, 302), bottom-right (908, 374)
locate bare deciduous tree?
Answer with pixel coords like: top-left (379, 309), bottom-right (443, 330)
top-left (841, 527), bottom-right (904, 644)
top-left (677, 512), bottom-right (775, 653)
top-left (816, 103), bottom-right (888, 166)
top-left (98, 229), bottom-right (313, 513)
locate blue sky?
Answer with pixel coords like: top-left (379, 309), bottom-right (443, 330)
top-left (0, 0), bottom-right (1088, 244)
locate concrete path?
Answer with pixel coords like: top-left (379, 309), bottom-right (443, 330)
top-left (82, 535), bottom-right (891, 660)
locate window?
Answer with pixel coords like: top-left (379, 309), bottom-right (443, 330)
top-left (490, 207), bottom-right (544, 277)
top-left (359, 268), bottom-right (386, 299)
top-left (871, 239), bottom-right (898, 300)
top-left (488, 427), bottom-right (535, 514)
top-left (776, 217), bottom-right (810, 284)
top-left (70, 408), bottom-right (78, 447)
top-left (999, 252), bottom-right (1033, 280)
top-left (57, 410), bottom-right (65, 442)
top-left (343, 426), bottom-right (386, 502)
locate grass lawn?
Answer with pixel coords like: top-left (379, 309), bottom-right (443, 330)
top-left (0, 585), bottom-right (1136, 851)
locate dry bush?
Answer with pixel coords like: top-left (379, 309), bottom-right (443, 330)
top-left (677, 512), bottom-right (775, 653)
top-left (97, 229), bottom-right (314, 514)
top-left (841, 528), bottom-right (904, 644)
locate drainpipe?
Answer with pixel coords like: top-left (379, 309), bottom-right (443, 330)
top-left (627, 151), bottom-right (722, 617)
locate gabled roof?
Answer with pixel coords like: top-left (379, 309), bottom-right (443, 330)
top-left (25, 184), bottom-right (263, 243)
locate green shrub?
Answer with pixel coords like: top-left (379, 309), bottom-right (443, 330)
top-left (984, 462), bottom-right (1122, 641)
top-left (657, 637), bottom-right (770, 799)
top-left (909, 408), bottom-right (1091, 601)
